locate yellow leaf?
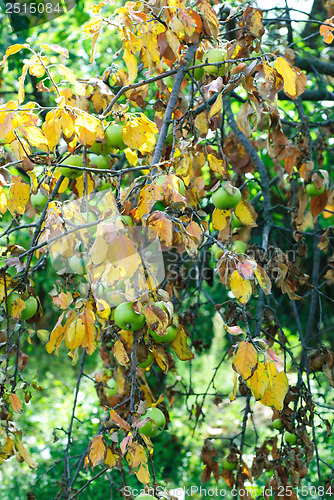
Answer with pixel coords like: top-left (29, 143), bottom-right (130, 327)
top-left (21, 126), bottom-right (49, 152)
top-left (126, 442), bottom-right (150, 484)
top-left (10, 296), bottom-right (26, 320)
top-left (147, 212), bottom-right (173, 248)
top-left (112, 340), bottom-right (130, 366)
top-left (7, 176), bottom-right (30, 216)
top-left (152, 344), bottom-right (169, 374)
top-left (124, 147), bottom-right (138, 166)
top-left (246, 361), bottom-right (269, 400)
top-left (10, 138), bottom-right (31, 160)
top-left (9, 393), bottom-right (23, 413)
top-left (232, 341), bottom-right (258, 380)
top-left (58, 64), bottom-right (85, 95)
top-left (87, 435), bottom-right (106, 469)
top-left (230, 270), bottom-right (252, 304)
top-left (124, 42), bottom-right (138, 85)
top-left (74, 113), bottom-right (101, 147)
top-left (0, 187), bottom-right (7, 215)
top-left (15, 439), bottom-right (38, 469)
top-left (46, 312), bottom-right (69, 355)
top-left (170, 325), bottom-right (194, 361)
top-left (229, 371), bottom-right (238, 402)
top-left (140, 27), bottom-right (161, 73)
top-left (254, 265), bottom-right (272, 295)
top-left (42, 110), bottom-right (62, 152)
top-left (235, 199), bottom-right (256, 226)
top-left (209, 93), bottom-right (223, 118)
top-left (40, 44), bottom-right (69, 58)
top-left (207, 154), bottom-right (226, 176)
top-left (259, 361), bottom-right (289, 411)
top-left (18, 63), bottom-right (29, 103)
top-left (107, 235), bottom-right (141, 279)
top-left (0, 43), bottom-right (29, 66)
top-left (212, 208), bottom-right (229, 231)
top-left (105, 447), bottom-right (117, 468)
top-left (59, 110), bottom-right (75, 142)
top-left (122, 115), bottom-right (158, 154)
top-left (79, 308), bottom-right (97, 355)
top-left (72, 172), bottom-right (95, 198)
top-left (65, 317), bottom-right (86, 350)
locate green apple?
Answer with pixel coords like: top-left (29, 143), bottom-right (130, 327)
top-left (88, 154), bottom-right (109, 170)
top-left (59, 155), bottom-right (84, 178)
top-left (285, 432), bottom-right (297, 445)
top-left (165, 75), bottom-right (174, 90)
top-left (69, 255), bottom-right (86, 275)
top-left (105, 378), bottom-right (118, 397)
top-left (273, 419), bottom-right (283, 431)
top-left (7, 293), bottom-right (38, 320)
top-left (119, 215), bottom-right (134, 226)
top-left (203, 48), bottom-right (226, 75)
top-left (231, 213), bottom-right (243, 229)
top-left (186, 65), bottom-right (205, 81)
top-left (31, 192), bottom-right (48, 211)
top-left (89, 141), bottom-right (111, 156)
top-left (138, 351), bottom-right (154, 368)
top-left (211, 243), bottom-right (224, 259)
top-left (105, 124), bottom-right (126, 150)
top-left (305, 182), bottom-right (325, 197)
top-left (222, 457), bottom-right (237, 471)
top-left (139, 407), bottom-right (166, 438)
top-left (212, 183), bottom-right (242, 210)
top-left (231, 241), bottom-right (247, 254)
top-left (148, 324), bottom-right (177, 344)
top-left (114, 302), bottom-right (145, 331)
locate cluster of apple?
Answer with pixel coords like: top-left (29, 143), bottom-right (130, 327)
top-left (210, 181), bottom-right (247, 257)
top-left (57, 123), bottom-right (125, 179)
top-left (165, 46), bottom-right (228, 90)
top-left (113, 300), bottom-right (178, 357)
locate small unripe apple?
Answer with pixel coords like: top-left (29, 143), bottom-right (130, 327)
top-left (88, 154), bottom-right (109, 170)
top-left (138, 351), bottom-right (154, 368)
top-left (285, 432), bottom-right (297, 445)
top-left (272, 418), bottom-right (283, 431)
top-left (89, 141), bottom-right (111, 156)
top-left (203, 48), bottom-right (226, 76)
top-left (186, 65), bottom-right (205, 81)
top-left (31, 192), bottom-right (48, 211)
top-left (222, 457), bottom-right (237, 471)
top-left (211, 243), bottom-right (224, 259)
top-left (212, 183), bottom-right (242, 210)
top-left (59, 155), bottom-right (84, 178)
top-left (148, 324), bottom-right (178, 344)
top-left (305, 182), bottom-right (325, 197)
top-left (114, 302), bottom-right (145, 331)
top-left (139, 407), bottom-right (166, 438)
top-left (231, 241), bottom-right (247, 254)
top-left (231, 213), bottom-right (243, 229)
top-left (105, 378), bottom-right (118, 397)
top-left (105, 124), bottom-right (126, 150)
top-left (69, 255), bottom-right (86, 275)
